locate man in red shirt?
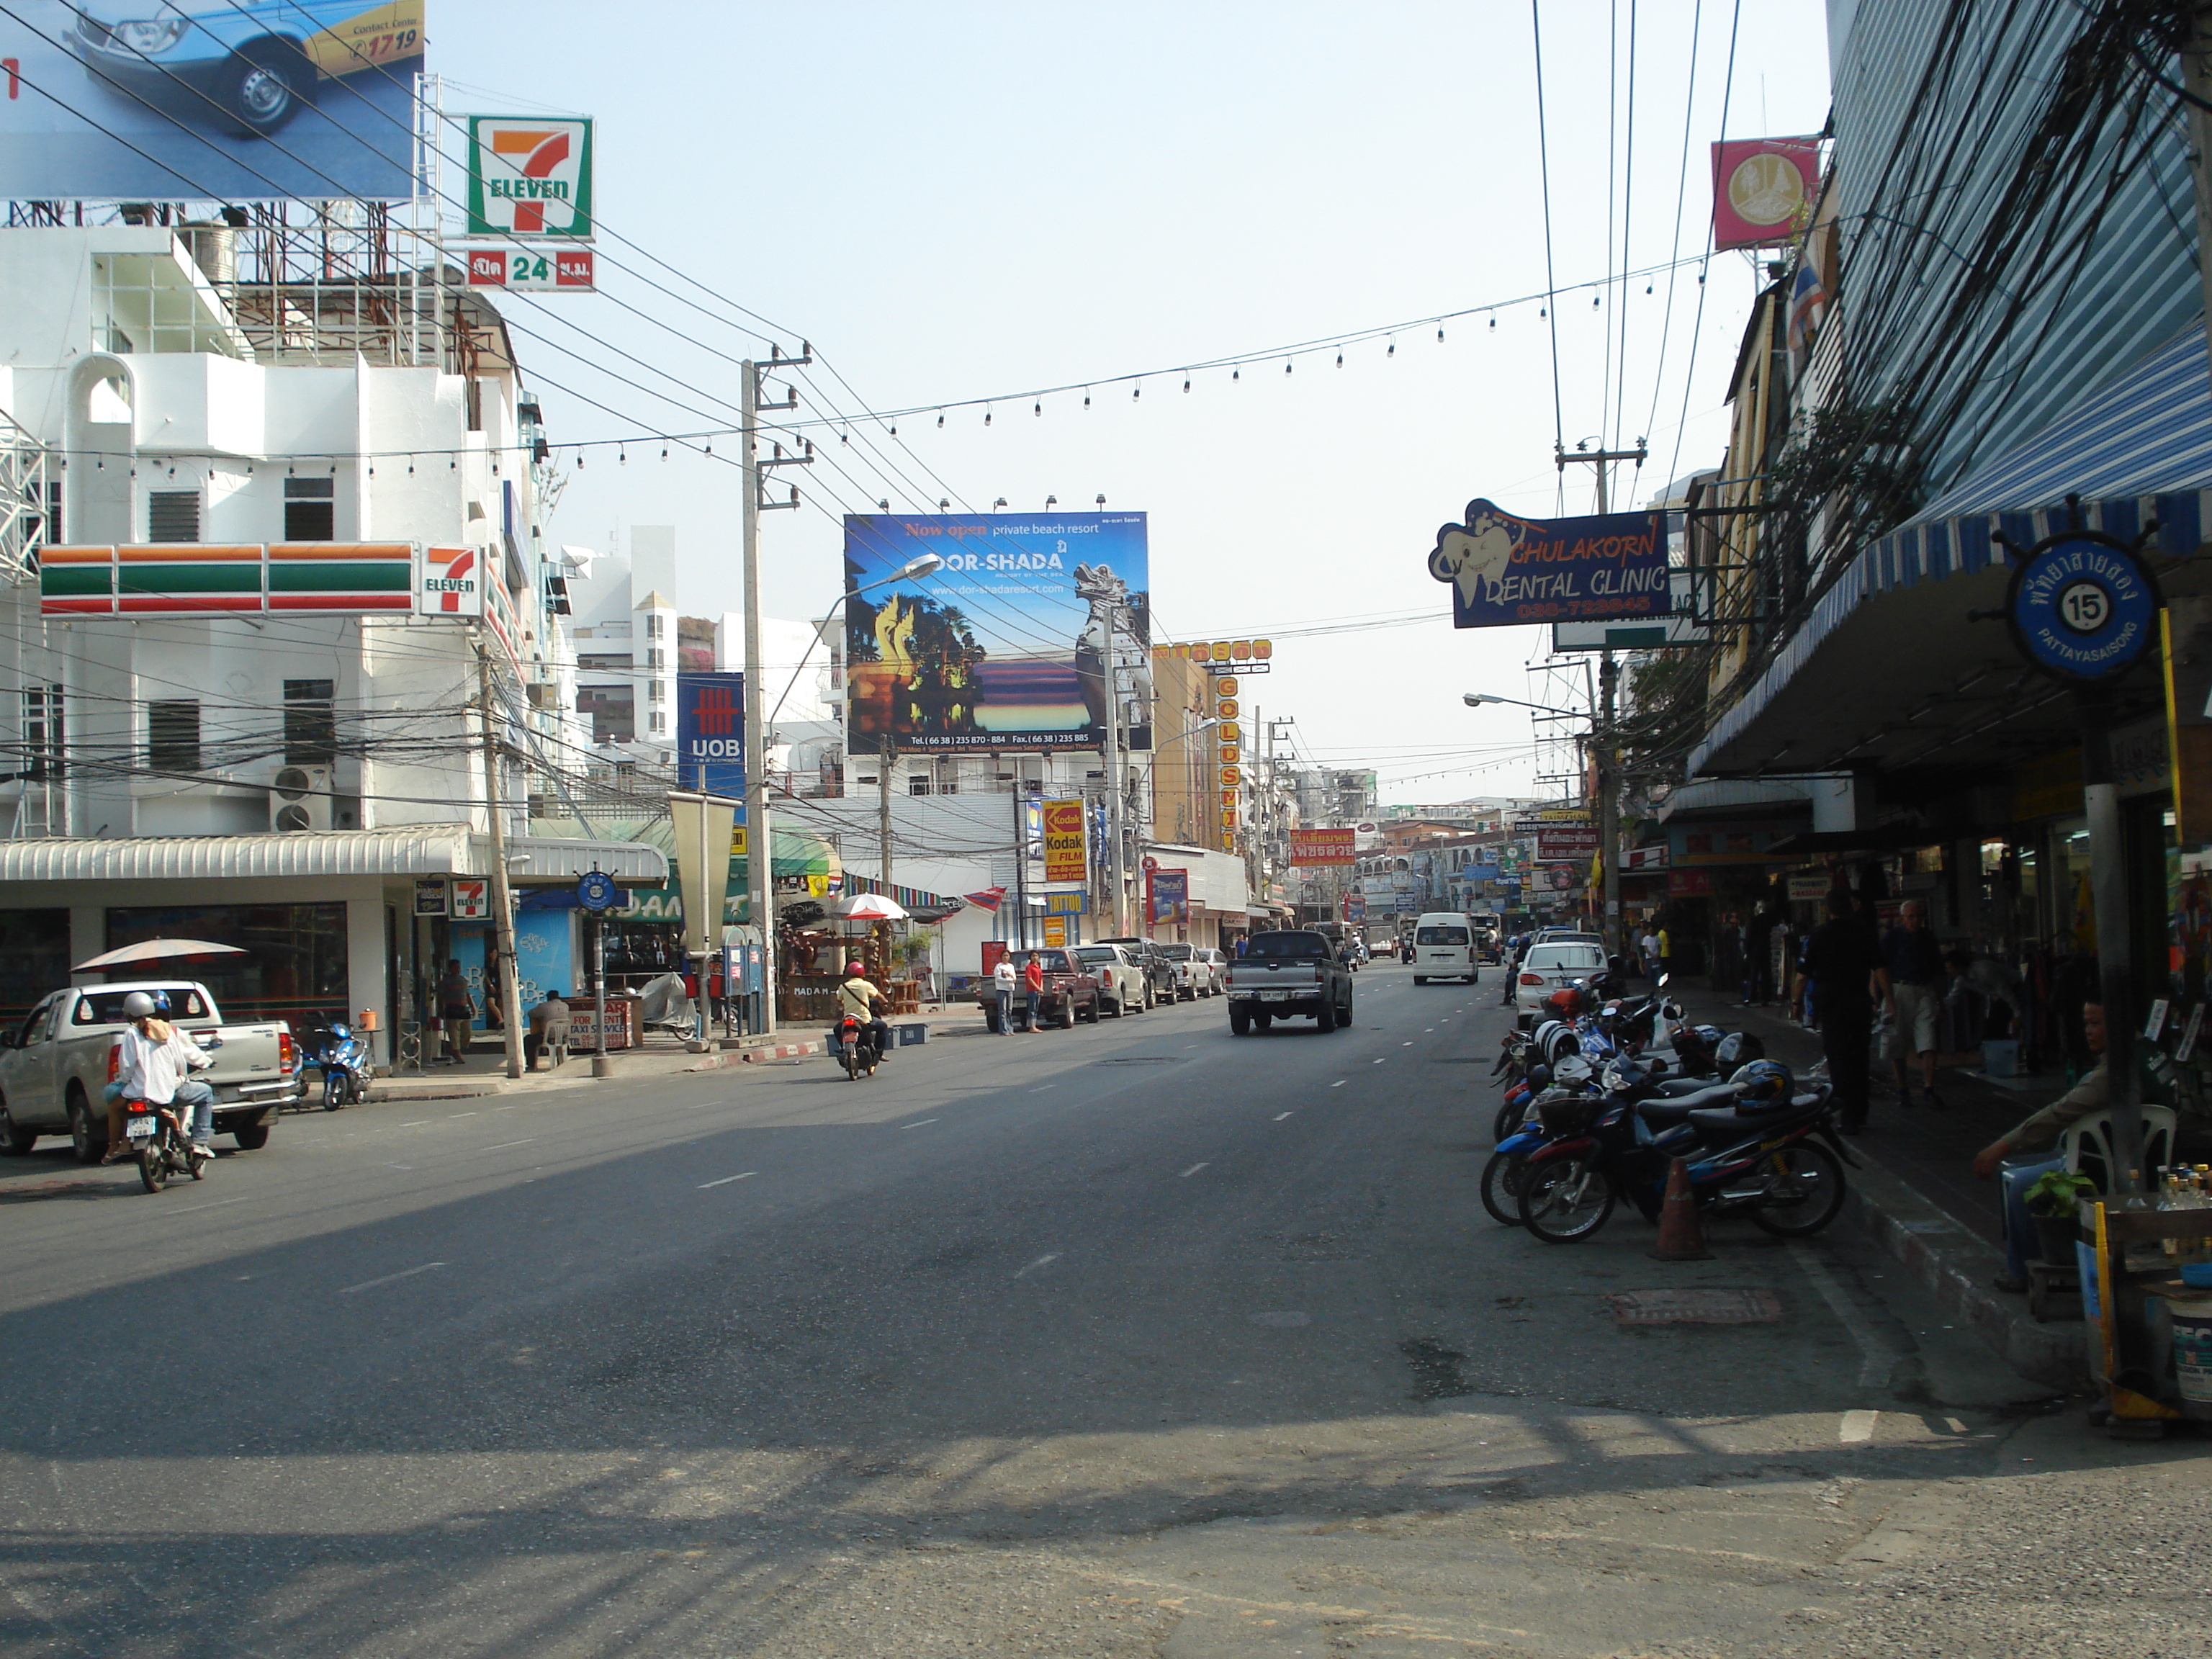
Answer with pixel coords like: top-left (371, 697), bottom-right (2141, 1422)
top-left (1022, 953), bottom-right (1046, 1031)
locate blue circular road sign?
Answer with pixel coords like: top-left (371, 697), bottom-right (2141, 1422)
top-left (2006, 534), bottom-right (2159, 685)
top-left (577, 871), bottom-right (619, 912)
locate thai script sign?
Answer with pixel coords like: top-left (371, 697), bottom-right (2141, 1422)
top-left (1288, 827), bottom-right (1357, 866)
top-left (1040, 798), bottom-right (1087, 885)
top-left (1429, 500), bottom-right (1667, 628)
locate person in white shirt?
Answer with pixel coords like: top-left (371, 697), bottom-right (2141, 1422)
top-left (105, 990), bottom-right (215, 1162)
top-left (990, 956), bottom-right (1017, 1034)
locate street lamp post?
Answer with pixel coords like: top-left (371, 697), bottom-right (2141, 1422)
top-left (1463, 690), bottom-right (1619, 953)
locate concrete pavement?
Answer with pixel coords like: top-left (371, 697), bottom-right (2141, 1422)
top-left (0, 960), bottom-right (2198, 1657)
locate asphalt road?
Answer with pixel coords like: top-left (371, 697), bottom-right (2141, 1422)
top-left (0, 961), bottom-right (2203, 1658)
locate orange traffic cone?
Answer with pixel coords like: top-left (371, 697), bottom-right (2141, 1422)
top-left (1647, 1156), bottom-right (1712, 1261)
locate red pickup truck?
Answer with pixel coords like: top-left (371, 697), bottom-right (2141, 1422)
top-left (976, 948), bottom-right (1103, 1031)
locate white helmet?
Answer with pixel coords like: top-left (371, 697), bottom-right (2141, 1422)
top-left (122, 992), bottom-right (158, 1019)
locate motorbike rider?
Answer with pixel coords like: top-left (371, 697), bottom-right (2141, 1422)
top-left (836, 961), bottom-right (892, 1064)
top-left (104, 990), bottom-right (215, 1163)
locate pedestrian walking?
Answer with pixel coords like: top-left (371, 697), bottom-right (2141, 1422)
top-left (990, 954), bottom-right (1017, 1034)
top-left (1881, 899), bottom-right (1946, 1106)
top-left (1022, 953), bottom-right (1046, 1030)
top-left (1655, 922), bottom-right (1672, 981)
top-left (435, 958), bottom-right (475, 1066)
top-left (1639, 927), bottom-right (1659, 981)
top-left (1795, 892), bottom-right (1888, 1133)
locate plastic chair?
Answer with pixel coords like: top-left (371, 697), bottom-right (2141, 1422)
top-left (2061, 1105), bottom-right (2177, 1192)
top-left (544, 1019), bottom-right (571, 1069)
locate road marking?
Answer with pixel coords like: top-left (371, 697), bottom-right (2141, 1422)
top-left (400, 1120), bottom-right (433, 1127)
top-left (482, 1138), bottom-right (536, 1151)
top-left (900, 1118), bottom-right (940, 1130)
top-left (1839, 1409), bottom-right (1879, 1444)
top-left (166, 1196), bottom-right (248, 1216)
top-left (1331, 1079), bottom-right (1345, 1087)
top-left (1030, 1086), bottom-right (1056, 1093)
top-left (1371, 1058), bottom-right (1385, 1065)
top-left (341, 1262), bottom-right (445, 1295)
top-left (698, 1172), bottom-right (755, 1189)
top-left (451, 1112), bottom-right (477, 1119)
top-left (1273, 1112), bottom-right (1292, 1121)
top-left (382, 1163), bottom-right (415, 1171)
top-left (1015, 1253), bottom-right (1058, 1278)
top-left (1179, 1162), bottom-right (1209, 1178)
top-left (1401, 1041), bottom-right (1413, 1047)
top-left (1789, 1241), bottom-right (1906, 1387)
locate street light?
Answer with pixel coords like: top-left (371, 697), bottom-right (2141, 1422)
top-left (1463, 691), bottom-right (1582, 717)
top-left (747, 549), bottom-right (943, 1036)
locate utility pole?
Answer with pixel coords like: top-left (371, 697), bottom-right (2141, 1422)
top-left (477, 646), bottom-right (523, 1079)
top-left (740, 347), bottom-right (812, 1036)
top-left (879, 732), bottom-right (894, 890)
top-left (1556, 441), bottom-right (1645, 958)
top-left (1101, 598), bottom-right (1127, 935)
top-left (1011, 781), bottom-right (1028, 950)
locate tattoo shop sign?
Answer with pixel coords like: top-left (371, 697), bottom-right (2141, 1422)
top-left (1428, 499), bottom-right (1668, 628)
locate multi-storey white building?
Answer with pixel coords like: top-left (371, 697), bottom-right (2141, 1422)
top-left (0, 222), bottom-right (661, 1064)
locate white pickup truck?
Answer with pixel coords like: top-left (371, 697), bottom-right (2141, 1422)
top-left (0, 980), bottom-right (302, 1160)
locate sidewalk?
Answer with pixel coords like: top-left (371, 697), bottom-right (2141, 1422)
top-left (366, 1004), bottom-right (994, 1101)
top-left (1666, 980), bottom-right (2090, 1390)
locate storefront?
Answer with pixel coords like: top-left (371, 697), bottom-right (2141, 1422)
top-left (0, 830), bottom-right (667, 1067)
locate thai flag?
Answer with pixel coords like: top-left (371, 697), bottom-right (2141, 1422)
top-left (963, 887), bottom-right (1007, 912)
top-left (1786, 258), bottom-right (1826, 356)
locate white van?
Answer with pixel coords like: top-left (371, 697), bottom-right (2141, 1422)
top-left (1412, 912), bottom-right (1479, 984)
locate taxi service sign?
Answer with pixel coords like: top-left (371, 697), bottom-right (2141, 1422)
top-left (1040, 799), bottom-right (1088, 884)
top-left (2005, 532), bottom-right (2159, 685)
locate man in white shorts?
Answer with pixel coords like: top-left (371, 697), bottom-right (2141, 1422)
top-left (1881, 899), bottom-right (1946, 1107)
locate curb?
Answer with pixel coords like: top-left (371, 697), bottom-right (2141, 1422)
top-left (1845, 1155), bottom-right (2090, 1391)
top-left (684, 1039), bottom-right (824, 1070)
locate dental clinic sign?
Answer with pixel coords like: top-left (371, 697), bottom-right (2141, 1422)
top-left (2005, 531), bottom-right (2159, 685)
top-left (467, 117), bottom-right (595, 239)
top-left (1427, 499), bottom-right (1667, 628)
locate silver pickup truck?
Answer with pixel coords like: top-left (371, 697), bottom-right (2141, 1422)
top-left (0, 980), bottom-right (302, 1160)
top-left (1225, 930), bottom-right (1355, 1035)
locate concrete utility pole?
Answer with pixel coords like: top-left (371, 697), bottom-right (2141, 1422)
top-left (1556, 441), bottom-right (1645, 958)
top-left (477, 646), bottom-right (524, 1079)
top-left (880, 733), bottom-right (895, 890)
top-left (740, 347), bottom-right (813, 1036)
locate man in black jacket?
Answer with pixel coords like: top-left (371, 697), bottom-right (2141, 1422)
top-left (1795, 892), bottom-right (1889, 1133)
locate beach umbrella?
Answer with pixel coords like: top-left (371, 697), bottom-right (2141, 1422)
top-left (73, 939), bottom-right (248, 972)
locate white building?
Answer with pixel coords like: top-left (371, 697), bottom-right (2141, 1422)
top-left (0, 222), bottom-right (661, 1064)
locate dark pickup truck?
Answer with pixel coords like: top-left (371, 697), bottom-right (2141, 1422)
top-left (976, 948), bottom-right (1103, 1031)
top-left (1225, 929), bottom-right (1355, 1035)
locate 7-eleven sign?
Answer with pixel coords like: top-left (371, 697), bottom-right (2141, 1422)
top-left (467, 117), bottom-right (594, 239)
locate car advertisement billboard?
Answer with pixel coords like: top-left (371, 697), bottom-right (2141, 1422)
top-left (1428, 498), bottom-right (1666, 629)
top-left (0, 1), bottom-right (423, 200)
top-left (844, 513), bottom-right (1150, 754)
top-left (674, 673), bottom-right (745, 796)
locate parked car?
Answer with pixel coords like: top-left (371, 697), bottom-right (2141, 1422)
top-left (1155, 943), bottom-right (1220, 999)
top-left (1192, 946), bottom-right (1229, 995)
top-left (0, 979), bottom-right (302, 1159)
top-left (1224, 929), bottom-right (1354, 1035)
top-left (1096, 938), bottom-right (1177, 1008)
top-left (1513, 939), bottom-right (1610, 1019)
top-left (1071, 943), bottom-right (1150, 1016)
top-left (975, 949), bottom-right (1100, 1031)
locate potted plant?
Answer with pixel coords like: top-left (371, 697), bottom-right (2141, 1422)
top-left (2024, 1169), bottom-right (2097, 1268)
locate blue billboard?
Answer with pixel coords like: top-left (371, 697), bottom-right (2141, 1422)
top-left (675, 672), bottom-right (745, 795)
top-left (844, 513), bottom-right (1150, 753)
top-left (0, 2), bottom-right (423, 200)
top-left (1428, 498), bottom-right (1666, 629)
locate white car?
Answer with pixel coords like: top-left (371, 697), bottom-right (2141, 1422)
top-left (1514, 940), bottom-right (1609, 1018)
top-left (1156, 943), bottom-right (1221, 999)
top-left (1071, 943), bottom-right (1149, 1016)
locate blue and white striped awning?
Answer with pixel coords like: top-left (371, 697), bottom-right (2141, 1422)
top-left (1691, 324), bottom-right (2212, 778)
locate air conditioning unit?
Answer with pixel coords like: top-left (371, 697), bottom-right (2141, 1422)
top-left (269, 765), bottom-right (333, 832)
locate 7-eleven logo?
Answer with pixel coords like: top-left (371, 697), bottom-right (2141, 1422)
top-left (469, 117), bottom-right (593, 238)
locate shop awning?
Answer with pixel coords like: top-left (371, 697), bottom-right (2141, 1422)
top-left (1691, 323), bottom-right (2212, 779)
top-left (644, 819), bottom-right (842, 884)
top-left (0, 828), bottom-right (667, 886)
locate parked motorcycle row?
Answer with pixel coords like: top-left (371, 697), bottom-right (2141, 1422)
top-left (1481, 971), bottom-right (1857, 1245)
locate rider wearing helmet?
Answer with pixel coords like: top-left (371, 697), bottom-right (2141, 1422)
top-left (105, 990), bottom-right (216, 1163)
top-left (835, 961), bottom-right (892, 1065)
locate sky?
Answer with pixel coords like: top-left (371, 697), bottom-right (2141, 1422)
top-left (433, 0), bottom-right (1835, 804)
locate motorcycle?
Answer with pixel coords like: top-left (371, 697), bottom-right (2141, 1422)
top-left (305, 1022), bottom-right (371, 1111)
top-left (120, 1095), bottom-right (208, 1194)
top-left (832, 1012), bottom-right (881, 1081)
top-left (1516, 1062), bottom-right (1855, 1244)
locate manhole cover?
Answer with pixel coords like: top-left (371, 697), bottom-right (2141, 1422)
top-left (1096, 1056), bottom-right (1182, 1065)
top-left (1605, 1288), bottom-right (1783, 1326)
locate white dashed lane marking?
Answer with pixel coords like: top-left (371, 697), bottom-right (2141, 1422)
top-left (698, 1172), bottom-right (756, 1190)
top-left (341, 1262), bottom-right (446, 1295)
top-left (1274, 1112), bottom-right (1292, 1121)
top-left (900, 1119), bottom-right (940, 1130)
top-left (1179, 1162), bottom-right (1210, 1178)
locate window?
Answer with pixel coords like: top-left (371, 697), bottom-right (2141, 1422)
top-left (909, 773), bottom-right (930, 795)
top-left (645, 647), bottom-right (665, 671)
top-left (1416, 926), bottom-right (1469, 946)
top-left (148, 489), bottom-right (200, 542)
top-left (646, 614), bottom-right (664, 638)
top-left (649, 711), bottom-right (666, 734)
top-left (1244, 932), bottom-right (1326, 961)
top-left (23, 685), bottom-right (62, 781)
top-left (146, 700), bottom-right (200, 770)
top-left (1525, 943), bottom-right (1604, 972)
top-left (283, 476), bottom-right (335, 541)
top-left (647, 679), bottom-right (665, 703)
top-left (283, 679), bottom-right (336, 766)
